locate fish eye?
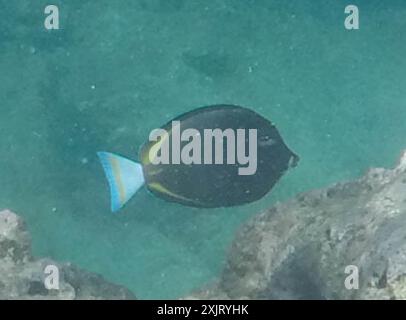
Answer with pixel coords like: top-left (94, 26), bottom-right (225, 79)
top-left (259, 135), bottom-right (276, 146)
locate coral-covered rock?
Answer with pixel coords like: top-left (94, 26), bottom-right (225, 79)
top-left (0, 210), bottom-right (135, 300)
top-left (187, 150), bottom-right (406, 300)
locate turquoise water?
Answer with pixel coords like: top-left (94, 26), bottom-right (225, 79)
top-left (1, 1), bottom-right (406, 299)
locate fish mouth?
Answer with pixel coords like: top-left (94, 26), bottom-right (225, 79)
top-left (288, 153), bottom-right (300, 168)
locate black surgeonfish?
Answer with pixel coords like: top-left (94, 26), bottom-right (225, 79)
top-left (98, 105), bottom-right (299, 212)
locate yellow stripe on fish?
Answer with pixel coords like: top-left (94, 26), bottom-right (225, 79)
top-left (110, 154), bottom-right (126, 205)
top-left (148, 182), bottom-right (192, 202)
top-left (142, 128), bottom-right (172, 165)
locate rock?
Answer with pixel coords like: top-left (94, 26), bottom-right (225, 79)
top-left (0, 210), bottom-right (136, 300)
top-left (186, 150), bottom-right (406, 300)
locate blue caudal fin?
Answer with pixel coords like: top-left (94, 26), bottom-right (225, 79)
top-left (97, 152), bottom-right (145, 213)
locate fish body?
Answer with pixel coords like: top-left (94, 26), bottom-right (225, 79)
top-left (98, 105), bottom-right (299, 212)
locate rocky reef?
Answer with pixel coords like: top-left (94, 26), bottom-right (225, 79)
top-left (186, 150), bottom-right (406, 300)
top-left (0, 209), bottom-right (135, 300)
top-left (4, 149), bottom-right (406, 300)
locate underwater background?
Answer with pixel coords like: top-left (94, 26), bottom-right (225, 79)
top-left (0, 0), bottom-right (405, 299)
